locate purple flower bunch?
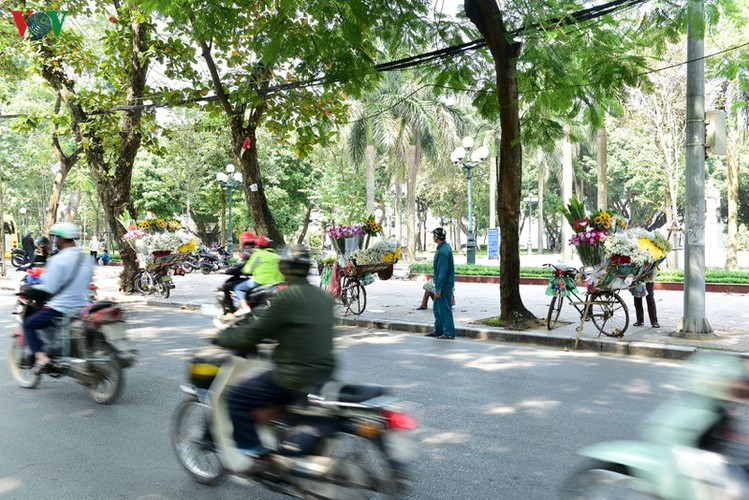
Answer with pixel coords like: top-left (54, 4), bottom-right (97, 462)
top-left (569, 229), bottom-right (606, 247)
top-left (326, 224), bottom-right (366, 239)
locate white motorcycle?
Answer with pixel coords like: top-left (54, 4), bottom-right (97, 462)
top-left (563, 352), bottom-right (749, 499)
top-left (171, 345), bottom-right (418, 498)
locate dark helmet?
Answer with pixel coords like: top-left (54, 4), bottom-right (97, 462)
top-left (278, 245), bottom-right (311, 278)
top-left (432, 227), bottom-right (447, 240)
top-left (35, 235), bottom-right (50, 247)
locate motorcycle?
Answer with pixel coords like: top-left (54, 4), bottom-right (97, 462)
top-left (9, 286), bottom-right (138, 404)
top-left (171, 345), bottom-right (417, 497)
top-left (19, 266), bottom-right (97, 300)
top-left (214, 279), bottom-right (285, 328)
top-left (133, 266), bottom-right (175, 298)
top-left (563, 352), bottom-right (749, 499)
top-left (181, 254), bottom-right (200, 274)
top-left (199, 246), bottom-right (232, 275)
top-left (11, 248), bottom-right (26, 268)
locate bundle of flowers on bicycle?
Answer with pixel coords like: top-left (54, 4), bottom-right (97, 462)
top-left (119, 212), bottom-right (198, 269)
top-left (562, 196), bottom-right (671, 291)
top-left (346, 237), bottom-right (401, 279)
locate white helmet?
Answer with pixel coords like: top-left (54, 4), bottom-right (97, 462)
top-left (50, 222), bottom-right (81, 240)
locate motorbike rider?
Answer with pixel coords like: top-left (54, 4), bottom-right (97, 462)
top-left (232, 236), bottom-right (284, 315)
top-left (22, 223), bottom-right (93, 373)
top-left (220, 231), bottom-right (257, 309)
top-left (212, 245), bottom-right (335, 475)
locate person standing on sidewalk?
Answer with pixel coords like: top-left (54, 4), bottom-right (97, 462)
top-left (425, 227), bottom-right (455, 339)
top-left (89, 235), bottom-right (100, 261)
top-left (22, 230), bottom-right (35, 264)
top-left (632, 268), bottom-right (660, 328)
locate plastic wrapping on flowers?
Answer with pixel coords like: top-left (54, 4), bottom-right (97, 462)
top-left (349, 238), bottom-right (402, 265)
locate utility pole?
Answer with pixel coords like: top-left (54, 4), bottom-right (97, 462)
top-left (676, 0), bottom-right (713, 336)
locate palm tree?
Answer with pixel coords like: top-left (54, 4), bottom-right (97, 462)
top-left (347, 73), bottom-right (463, 260)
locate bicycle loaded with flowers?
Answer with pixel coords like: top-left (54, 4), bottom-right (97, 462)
top-left (119, 212), bottom-right (198, 270)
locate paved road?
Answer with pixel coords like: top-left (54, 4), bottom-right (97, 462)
top-left (0, 297), bottom-right (691, 499)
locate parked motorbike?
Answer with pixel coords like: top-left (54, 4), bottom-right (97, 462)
top-left (562, 352), bottom-right (749, 499)
top-left (171, 345), bottom-right (417, 497)
top-left (199, 246), bottom-right (232, 274)
top-left (9, 286), bottom-right (138, 404)
top-left (11, 248), bottom-right (26, 268)
top-left (181, 254), bottom-right (200, 274)
top-left (133, 267), bottom-right (175, 298)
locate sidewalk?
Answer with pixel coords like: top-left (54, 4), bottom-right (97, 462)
top-left (4, 263), bottom-right (749, 360)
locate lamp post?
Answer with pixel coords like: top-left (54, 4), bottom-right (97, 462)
top-left (526, 194), bottom-right (537, 256)
top-left (216, 163), bottom-right (243, 254)
top-left (19, 207), bottom-right (26, 235)
top-left (451, 137), bottom-right (489, 265)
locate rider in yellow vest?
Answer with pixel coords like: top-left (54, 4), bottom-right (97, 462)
top-left (234, 237), bottom-right (284, 314)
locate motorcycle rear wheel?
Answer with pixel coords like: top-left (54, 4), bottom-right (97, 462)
top-left (133, 271), bottom-right (153, 296)
top-left (85, 341), bottom-right (124, 404)
top-left (201, 265), bottom-right (213, 275)
top-left (561, 462), bottom-right (654, 499)
top-left (310, 433), bottom-right (396, 499)
top-left (11, 254), bottom-right (24, 268)
top-left (9, 342), bottom-right (41, 388)
top-left (171, 398), bottom-right (224, 485)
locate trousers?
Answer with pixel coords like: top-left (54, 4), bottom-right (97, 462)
top-left (227, 371), bottom-right (297, 453)
top-left (634, 282), bottom-right (658, 325)
top-left (433, 284), bottom-right (455, 337)
top-left (23, 307), bottom-right (63, 355)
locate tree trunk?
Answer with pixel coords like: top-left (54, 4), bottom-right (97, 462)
top-left (394, 180), bottom-right (403, 243)
top-left (365, 143), bottom-right (376, 215)
top-left (61, 190), bottom-right (81, 222)
top-left (537, 165), bottom-right (545, 253)
top-left (297, 205), bottom-right (313, 245)
top-left (596, 126), bottom-right (608, 209)
top-left (562, 126), bottom-right (574, 262)
top-left (36, 7), bottom-right (148, 292)
top-left (726, 129), bottom-right (740, 270)
top-left (406, 139), bottom-right (419, 262)
top-left (466, 0), bottom-right (533, 320)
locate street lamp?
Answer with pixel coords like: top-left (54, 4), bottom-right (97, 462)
top-left (19, 207), bottom-right (26, 235)
top-left (525, 193), bottom-right (537, 256)
top-left (216, 163), bottom-right (243, 254)
top-left (451, 137), bottom-right (489, 265)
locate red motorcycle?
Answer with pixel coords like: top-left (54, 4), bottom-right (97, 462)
top-left (9, 285), bottom-right (138, 404)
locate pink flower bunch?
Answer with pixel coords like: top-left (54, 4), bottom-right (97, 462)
top-left (570, 229), bottom-right (606, 247)
top-left (326, 224), bottom-right (366, 239)
top-left (123, 229), bottom-right (147, 240)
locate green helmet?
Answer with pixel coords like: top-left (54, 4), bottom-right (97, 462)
top-left (50, 222), bottom-right (81, 240)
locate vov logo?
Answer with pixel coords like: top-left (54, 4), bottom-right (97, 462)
top-left (11, 11), bottom-right (68, 39)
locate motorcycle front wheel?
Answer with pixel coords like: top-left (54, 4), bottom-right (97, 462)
top-left (561, 462), bottom-right (654, 499)
top-left (85, 341), bottom-right (124, 404)
top-left (133, 271), bottom-right (153, 296)
top-left (201, 264), bottom-right (213, 275)
top-left (311, 433), bottom-right (396, 499)
top-left (11, 254), bottom-right (24, 268)
top-left (9, 341), bottom-right (41, 388)
top-left (171, 398), bottom-right (224, 485)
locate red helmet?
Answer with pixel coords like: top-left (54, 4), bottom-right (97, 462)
top-left (255, 236), bottom-right (272, 248)
top-left (239, 231), bottom-right (257, 246)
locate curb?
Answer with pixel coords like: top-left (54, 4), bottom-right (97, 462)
top-left (335, 317), bottom-right (697, 360)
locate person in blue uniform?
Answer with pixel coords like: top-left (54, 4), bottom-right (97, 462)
top-left (425, 227), bottom-right (455, 340)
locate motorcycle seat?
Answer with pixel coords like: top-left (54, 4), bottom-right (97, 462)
top-left (319, 382), bottom-right (389, 404)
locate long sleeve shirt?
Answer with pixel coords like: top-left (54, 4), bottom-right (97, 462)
top-left (433, 241), bottom-right (455, 295)
top-left (40, 246), bottom-right (93, 313)
top-left (215, 279), bottom-right (335, 390)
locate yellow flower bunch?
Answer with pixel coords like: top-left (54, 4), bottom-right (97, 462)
top-left (155, 218), bottom-right (167, 229)
top-left (383, 252), bottom-right (395, 263)
top-left (637, 237), bottom-right (665, 261)
top-left (617, 219), bottom-right (627, 230)
top-left (167, 220), bottom-right (181, 232)
top-left (363, 215), bottom-right (382, 236)
top-left (394, 247), bottom-right (402, 260)
top-left (592, 211), bottom-right (612, 230)
top-left (137, 220), bottom-right (151, 230)
top-left (177, 239), bottom-right (197, 254)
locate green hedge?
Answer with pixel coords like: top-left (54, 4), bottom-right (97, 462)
top-left (409, 264), bottom-right (749, 284)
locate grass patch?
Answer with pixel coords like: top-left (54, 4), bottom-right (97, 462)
top-left (410, 264), bottom-right (749, 284)
top-left (475, 316), bottom-right (546, 331)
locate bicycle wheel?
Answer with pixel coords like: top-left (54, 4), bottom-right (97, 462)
top-left (546, 295), bottom-right (564, 330)
top-left (590, 293), bottom-right (629, 337)
top-left (343, 279), bottom-right (367, 315)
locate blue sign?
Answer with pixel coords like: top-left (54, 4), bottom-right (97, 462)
top-left (488, 228), bottom-right (499, 260)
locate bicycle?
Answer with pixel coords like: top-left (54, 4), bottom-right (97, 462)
top-left (133, 267), bottom-right (174, 298)
top-left (544, 263), bottom-right (629, 339)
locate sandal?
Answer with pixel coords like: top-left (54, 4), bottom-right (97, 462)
top-left (416, 306), bottom-right (427, 310)
top-left (32, 360), bottom-right (51, 375)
